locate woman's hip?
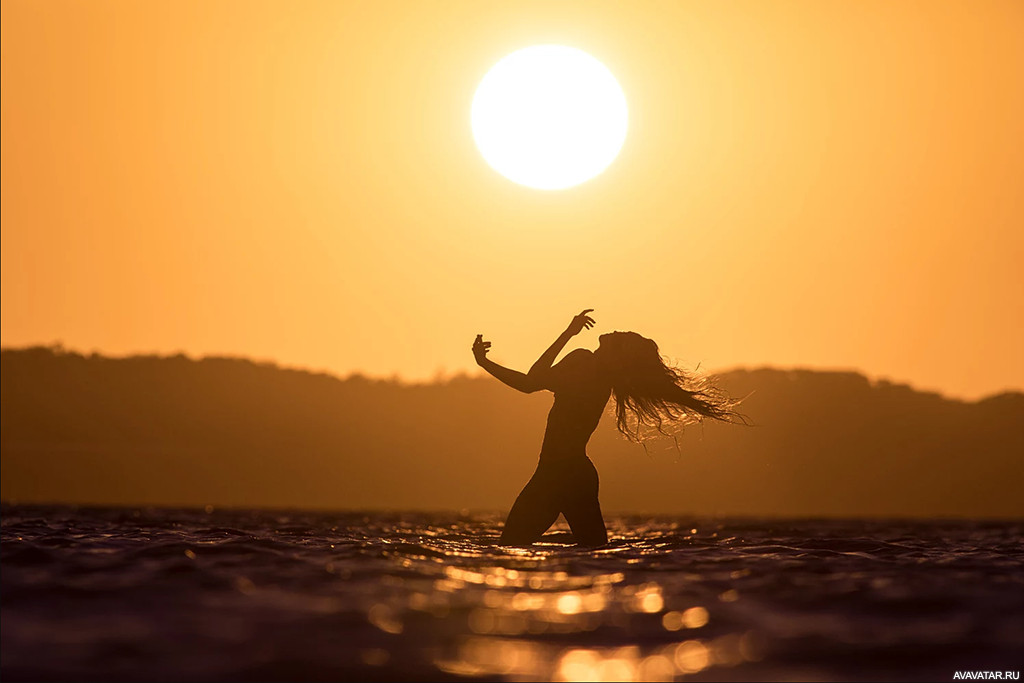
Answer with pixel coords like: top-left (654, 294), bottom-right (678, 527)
top-left (529, 455), bottom-right (599, 488)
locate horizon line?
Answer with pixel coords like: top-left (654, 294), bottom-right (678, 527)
top-left (3, 342), bottom-right (1021, 404)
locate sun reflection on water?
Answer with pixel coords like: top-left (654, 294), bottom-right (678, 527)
top-left (434, 634), bottom-right (755, 681)
top-left (411, 557), bottom-right (759, 680)
top-left (5, 509), bottom-right (1011, 681)
top-left (363, 520), bottom-right (766, 681)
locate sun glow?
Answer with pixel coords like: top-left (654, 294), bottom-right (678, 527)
top-left (471, 45), bottom-right (628, 190)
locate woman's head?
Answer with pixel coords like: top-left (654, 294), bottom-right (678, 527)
top-left (595, 331), bottom-right (742, 442)
top-left (595, 331), bottom-right (660, 372)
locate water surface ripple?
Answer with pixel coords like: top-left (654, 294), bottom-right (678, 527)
top-left (2, 505), bottom-right (1021, 681)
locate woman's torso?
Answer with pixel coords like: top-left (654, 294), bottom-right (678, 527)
top-left (539, 349), bottom-right (611, 461)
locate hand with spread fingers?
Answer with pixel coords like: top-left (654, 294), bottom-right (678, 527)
top-left (472, 334), bottom-right (492, 365)
top-left (566, 309), bottom-right (596, 337)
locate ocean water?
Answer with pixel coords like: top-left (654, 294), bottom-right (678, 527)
top-left (1, 505), bottom-right (1021, 682)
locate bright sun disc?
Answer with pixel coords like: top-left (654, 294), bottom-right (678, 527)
top-left (472, 45), bottom-right (628, 190)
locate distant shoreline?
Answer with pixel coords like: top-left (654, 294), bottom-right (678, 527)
top-left (3, 347), bottom-right (1022, 517)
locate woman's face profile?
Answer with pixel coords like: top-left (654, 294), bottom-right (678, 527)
top-left (595, 332), bottom-right (628, 368)
top-left (596, 332), bottom-right (630, 352)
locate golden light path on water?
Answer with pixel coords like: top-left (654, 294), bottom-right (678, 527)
top-left (356, 520), bottom-right (765, 682)
top-left (7, 507), bottom-right (1016, 680)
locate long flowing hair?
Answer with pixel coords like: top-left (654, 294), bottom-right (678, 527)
top-left (597, 332), bottom-right (744, 443)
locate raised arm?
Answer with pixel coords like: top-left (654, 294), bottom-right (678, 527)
top-left (473, 335), bottom-right (541, 393)
top-left (527, 309), bottom-right (595, 380)
top-left (472, 310), bottom-right (596, 394)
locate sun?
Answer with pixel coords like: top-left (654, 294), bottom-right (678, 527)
top-left (471, 45), bottom-right (628, 191)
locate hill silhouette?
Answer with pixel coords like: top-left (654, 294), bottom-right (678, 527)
top-left (2, 346), bottom-right (1021, 517)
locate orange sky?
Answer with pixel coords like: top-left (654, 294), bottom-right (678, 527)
top-left (3, 0), bottom-right (1022, 399)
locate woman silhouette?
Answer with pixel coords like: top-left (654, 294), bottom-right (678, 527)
top-left (473, 309), bottom-right (740, 546)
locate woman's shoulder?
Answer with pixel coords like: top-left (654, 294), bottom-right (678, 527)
top-left (562, 348), bottom-right (595, 362)
top-left (556, 348), bottom-right (596, 370)
top-left (546, 349), bottom-right (597, 390)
